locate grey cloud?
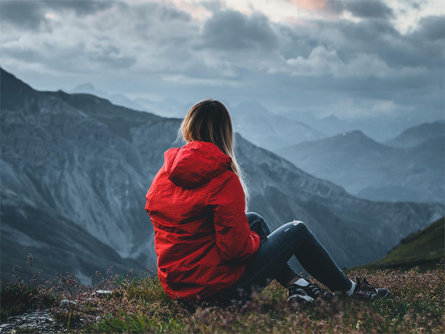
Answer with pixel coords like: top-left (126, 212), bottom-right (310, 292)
top-left (0, 0), bottom-right (114, 30)
top-left (317, 17), bottom-right (443, 70)
top-left (307, 0), bottom-right (393, 19)
top-left (202, 10), bottom-right (277, 51)
top-left (281, 18), bottom-right (400, 65)
top-left (402, 16), bottom-right (445, 68)
top-left (2, 40), bottom-right (135, 74)
top-left (1, 0), bottom-right (442, 124)
top-left (342, 0), bottom-right (394, 19)
top-left (200, 0), bottom-right (224, 13)
top-left (1, 46), bottom-right (43, 63)
top-left (42, 0), bottom-right (115, 16)
top-left (322, 0), bottom-right (345, 15)
top-left (156, 4), bottom-right (191, 21)
top-left (276, 25), bottom-right (317, 59)
top-left (2, 0), bottom-right (196, 77)
top-left (413, 16), bottom-right (445, 41)
top-left (407, 0), bottom-right (422, 10)
top-left (0, 0), bottom-right (47, 30)
top-left (116, 0), bottom-right (190, 23)
top-left (113, 0), bottom-right (192, 49)
top-left (88, 44), bottom-right (136, 70)
top-left (333, 19), bottom-right (401, 59)
top-left (273, 11), bottom-right (442, 117)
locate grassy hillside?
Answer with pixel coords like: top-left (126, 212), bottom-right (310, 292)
top-left (364, 217), bottom-right (444, 270)
top-left (1, 218), bottom-right (444, 333)
top-left (1, 266), bottom-right (444, 333)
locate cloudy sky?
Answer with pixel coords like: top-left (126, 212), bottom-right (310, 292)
top-left (1, 0), bottom-right (444, 120)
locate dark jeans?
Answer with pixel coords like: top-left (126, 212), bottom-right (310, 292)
top-left (211, 212), bottom-right (352, 302)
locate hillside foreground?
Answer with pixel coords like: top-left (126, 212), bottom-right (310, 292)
top-left (1, 263), bottom-right (444, 333)
top-left (2, 219), bottom-right (444, 333)
top-left (364, 217), bottom-right (444, 271)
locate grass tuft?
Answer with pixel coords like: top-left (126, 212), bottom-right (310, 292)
top-left (0, 279), bottom-right (56, 321)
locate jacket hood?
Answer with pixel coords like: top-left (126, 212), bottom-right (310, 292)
top-left (164, 141), bottom-right (232, 188)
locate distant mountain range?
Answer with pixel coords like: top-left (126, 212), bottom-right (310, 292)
top-left (71, 85), bottom-right (326, 151)
top-left (230, 101), bottom-right (324, 151)
top-left (385, 120), bottom-right (445, 148)
top-left (278, 128), bottom-right (445, 203)
top-left (70, 83), bottom-right (187, 118)
top-left (1, 68), bottom-right (442, 283)
top-left (284, 109), bottom-right (442, 142)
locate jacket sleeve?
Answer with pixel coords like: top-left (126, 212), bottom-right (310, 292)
top-left (207, 173), bottom-right (261, 262)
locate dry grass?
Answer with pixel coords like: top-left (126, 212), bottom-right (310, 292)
top-left (2, 264), bottom-right (444, 333)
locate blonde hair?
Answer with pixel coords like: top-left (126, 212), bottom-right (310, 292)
top-left (178, 99), bottom-right (249, 206)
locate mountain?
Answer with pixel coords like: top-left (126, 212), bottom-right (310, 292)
top-left (230, 101), bottom-right (324, 151)
top-left (69, 87), bottom-right (325, 146)
top-left (134, 96), bottom-right (188, 118)
top-left (70, 83), bottom-right (145, 112)
top-left (1, 189), bottom-right (142, 284)
top-left (2, 70), bottom-right (164, 282)
top-left (71, 83), bottom-right (189, 119)
top-left (70, 83), bottom-right (107, 98)
top-left (1, 68), bottom-right (443, 283)
top-left (304, 114), bottom-right (352, 137)
top-left (385, 120), bottom-right (445, 148)
top-left (277, 130), bottom-right (445, 203)
top-left (365, 217), bottom-right (444, 270)
top-left (283, 110), bottom-right (442, 142)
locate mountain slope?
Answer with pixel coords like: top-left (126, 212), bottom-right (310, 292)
top-left (1, 68), bottom-right (443, 283)
top-left (365, 217), bottom-right (444, 269)
top-left (278, 130), bottom-right (445, 202)
top-left (386, 120), bottom-right (445, 148)
top-left (1, 189), bottom-right (143, 284)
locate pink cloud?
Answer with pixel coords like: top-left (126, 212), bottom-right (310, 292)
top-left (292, 0), bottom-right (328, 11)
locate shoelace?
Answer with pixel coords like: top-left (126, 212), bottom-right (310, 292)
top-left (305, 283), bottom-right (322, 297)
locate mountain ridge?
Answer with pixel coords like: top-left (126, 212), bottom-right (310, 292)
top-left (278, 128), bottom-right (445, 203)
top-left (230, 101), bottom-right (325, 151)
top-left (385, 120), bottom-right (445, 148)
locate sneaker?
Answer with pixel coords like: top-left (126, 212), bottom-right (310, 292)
top-left (352, 277), bottom-right (391, 301)
top-left (287, 281), bottom-right (333, 303)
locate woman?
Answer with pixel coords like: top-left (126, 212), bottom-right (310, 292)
top-left (145, 99), bottom-right (390, 304)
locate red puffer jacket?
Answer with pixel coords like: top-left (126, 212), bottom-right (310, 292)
top-left (145, 141), bottom-right (260, 300)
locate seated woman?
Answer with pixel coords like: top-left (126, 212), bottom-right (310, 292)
top-left (145, 99), bottom-right (390, 304)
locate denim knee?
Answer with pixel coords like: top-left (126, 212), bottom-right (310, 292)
top-left (246, 212), bottom-right (271, 236)
top-left (282, 220), bottom-right (310, 237)
top-left (246, 212), bottom-right (264, 223)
